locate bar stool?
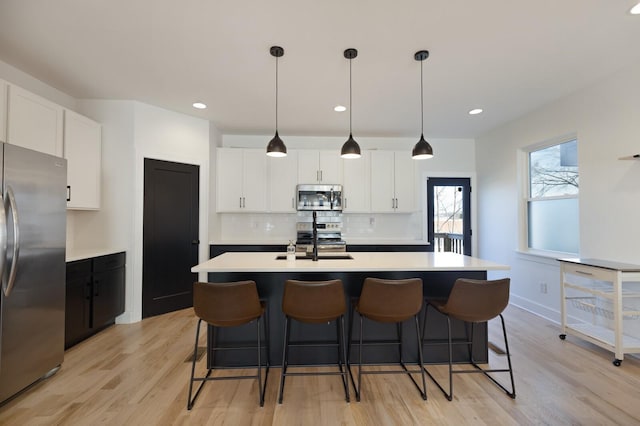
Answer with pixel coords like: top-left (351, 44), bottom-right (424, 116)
top-left (278, 279), bottom-right (350, 403)
top-left (422, 278), bottom-right (516, 401)
top-left (348, 277), bottom-right (427, 401)
top-left (187, 280), bottom-right (269, 409)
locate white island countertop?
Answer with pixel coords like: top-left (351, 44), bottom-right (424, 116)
top-left (192, 252), bottom-right (509, 273)
top-left (66, 248), bottom-right (126, 262)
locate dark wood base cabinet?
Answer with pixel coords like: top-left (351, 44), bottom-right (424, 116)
top-left (65, 252), bottom-right (126, 349)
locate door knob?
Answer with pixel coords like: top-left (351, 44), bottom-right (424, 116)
top-left (192, 240), bottom-right (200, 245)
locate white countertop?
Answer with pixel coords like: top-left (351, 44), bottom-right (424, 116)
top-left (209, 240), bottom-right (430, 245)
top-left (192, 251), bottom-right (509, 273)
top-left (66, 248), bottom-right (126, 262)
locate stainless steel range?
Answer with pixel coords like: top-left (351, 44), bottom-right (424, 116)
top-left (295, 212), bottom-right (346, 253)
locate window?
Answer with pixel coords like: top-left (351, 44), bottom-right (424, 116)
top-left (524, 138), bottom-right (579, 254)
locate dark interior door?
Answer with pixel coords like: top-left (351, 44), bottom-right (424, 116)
top-left (143, 159), bottom-right (199, 318)
top-left (427, 177), bottom-right (471, 256)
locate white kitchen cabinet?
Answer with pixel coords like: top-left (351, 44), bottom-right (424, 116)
top-left (559, 258), bottom-right (640, 366)
top-left (64, 109), bottom-right (102, 210)
top-left (342, 151), bottom-right (370, 212)
top-left (268, 150), bottom-right (298, 212)
top-left (216, 148), bottom-right (267, 212)
top-left (0, 80), bottom-right (7, 143)
top-left (297, 150), bottom-right (342, 184)
top-left (7, 84), bottom-right (64, 156)
top-left (370, 150), bottom-right (415, 213)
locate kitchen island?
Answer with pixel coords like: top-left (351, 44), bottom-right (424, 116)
top-left (192, 252), bottom-right (509, 367)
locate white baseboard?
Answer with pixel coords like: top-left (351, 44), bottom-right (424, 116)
top-left (509, 294), bottom-right (560, 325)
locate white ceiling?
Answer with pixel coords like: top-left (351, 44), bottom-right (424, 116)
top-left (1, 1), bottom-right (639, 139)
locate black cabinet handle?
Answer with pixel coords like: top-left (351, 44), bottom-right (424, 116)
top-left (67, 185), bottom-right (71, 202)
top-left (94, 280), bottom-right (100, 297)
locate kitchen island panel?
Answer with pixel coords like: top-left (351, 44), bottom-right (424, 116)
top-left (204, 269), bottom-right (488, 367)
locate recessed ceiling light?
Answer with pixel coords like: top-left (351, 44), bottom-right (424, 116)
top-left (192, 102), bottom-right (207, 109)
top-left (468, 108), bottom-right (483, 115)
top-left (334, 105), bottom-right (346, 112)
top-left (631, 3), bottom-right (640, 14)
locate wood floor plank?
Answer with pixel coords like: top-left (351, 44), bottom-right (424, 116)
top-left (0, 305), bottom-right (639, 425)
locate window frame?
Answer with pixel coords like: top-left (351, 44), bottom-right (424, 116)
top-left (518, 134), bottom-right (579, 256)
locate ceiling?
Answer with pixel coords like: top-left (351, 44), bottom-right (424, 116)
top-left (1, 1), bottom-right (639, 139)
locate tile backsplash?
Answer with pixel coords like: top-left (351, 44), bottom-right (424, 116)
top-left (216, 212), bottom-right (424, 243)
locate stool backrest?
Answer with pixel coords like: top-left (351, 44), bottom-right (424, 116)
top-left (193, 281), bottom-right (262, 327)
top-left (282, 279), bottom-right (346, 323)
top-left (358, 278), bottom-right (423, 323)
top-left (442, 278), bottom-right (510, 322)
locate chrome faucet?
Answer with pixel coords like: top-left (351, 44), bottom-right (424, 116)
top-left (312, 211), bottom-right (318, 261)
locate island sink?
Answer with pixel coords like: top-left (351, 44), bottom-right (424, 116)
top-left (275, 254), bottom-right (353, 260)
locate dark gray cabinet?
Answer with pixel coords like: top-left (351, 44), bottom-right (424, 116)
top-left (65, 252), bottom-right (125, 349)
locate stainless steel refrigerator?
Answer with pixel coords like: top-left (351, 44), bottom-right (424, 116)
top-left (0, 142), bottom-right (67, 404)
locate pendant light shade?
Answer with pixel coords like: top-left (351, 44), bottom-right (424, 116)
top-left (412, 50), bottom-right (434, 160)
top-left (267, 46), bottom-right (287, 157)
top-left (267, 131), bottom-right (286, 157)
top-left (341, 48), bottom-right (361, 159)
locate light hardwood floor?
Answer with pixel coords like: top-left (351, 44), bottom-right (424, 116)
top-left (1, 305), bottom-right (639, 425)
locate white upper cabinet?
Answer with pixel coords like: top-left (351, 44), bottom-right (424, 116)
top-left (297, 150), bottom-right (342, 184)
top-left (7, 84), bottom-right (64, 156)
top-left (64, 109), bottom-right (102, 210)
top-left (217, 148), bottom-right (267, 212)
top-left (268, 150), bottom-right (298, 212)
top-left (392, 152), bottom-right (415, 212)
top-left (370, 150), bottom-right (415, 213)
top-left (342, 151), bottom-right (370, 212)
top-left (0, 80), bottom-right (7, 143)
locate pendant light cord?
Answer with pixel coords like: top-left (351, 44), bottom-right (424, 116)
top-left (349, 57), bottom-right (353, 135)
top-left (420, 59), bottom-right (424, 135)
top-left (275, 55), bottom-right (279, 131)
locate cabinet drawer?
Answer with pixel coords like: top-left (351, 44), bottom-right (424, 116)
top-left (562, 263), bottom-right (616, 282)
top-left (93, 252), bottom-right (126, 272)
top-left (66, 259), bottom-right (92, 281)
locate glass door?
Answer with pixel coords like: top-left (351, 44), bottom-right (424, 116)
top-left (427, 177), bottom-right (471, 256)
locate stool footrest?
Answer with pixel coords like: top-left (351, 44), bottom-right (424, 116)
top-left (348, 339), bottom-right (401, 346)
top-left (193, 372), bottom-right (260, 381)
top-left (282, 370), bottom-right (347, 377)
top-left (287, 340), bottom-right (339, 348)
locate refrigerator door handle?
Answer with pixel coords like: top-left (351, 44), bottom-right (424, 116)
top-left (0, 190), bottom-right (6, 293)
top-left (3, 186), bottom-right (20, 298)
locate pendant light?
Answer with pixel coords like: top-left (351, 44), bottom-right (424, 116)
top-left (266, 46), bottom-right (287, 157)
top-left (412, 50), bottom-right (434, 160)
top-left (341, 48), bottom-right (361, 159)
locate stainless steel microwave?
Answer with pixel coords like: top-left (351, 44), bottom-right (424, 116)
top-left (296, 184), bottom-right (343, 211)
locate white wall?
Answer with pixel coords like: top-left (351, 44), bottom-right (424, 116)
top-left (476, 58), bottom-right (640, 322)
top-left (214, 135), bottom-right (476, 244)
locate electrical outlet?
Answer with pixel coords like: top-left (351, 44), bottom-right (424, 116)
top-left (540, 282), bottom-right (548, 294)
